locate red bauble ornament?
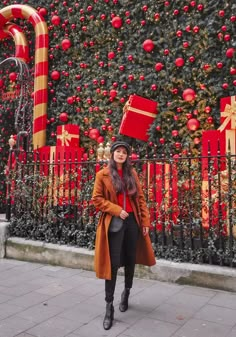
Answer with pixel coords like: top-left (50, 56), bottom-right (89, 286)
top-left (143, 39), bottom-right (155, 52)
top-left (59, 112), bottom-right (68, 122)
top-left (111, 16), bottom-right (123, 29)
top-left (222, 82), bottom-right (229, 90)
top-left (131, 153), bottom-right (138, 160)
top-left (9, 72), bottom-right (17, 81)
top-left (51, 15), bottom-right (61, 26)
top-left (159, 138), bottom-right (165, 144)
top-left (226, 48), bottom-right (235, 58)
top-left (0, 79), bottom-right (4, 88)
top-left (67, 96), bottom-right (74, 104)
top-left (182, 88), bottom-right (196, 102)
top-left (61, 38), bottom-right (71, 50)
top-left (154, 13), bottom-right (160, 20)
top-left (51, 70), bottom-right (60, 80)
top-left (38, 8), bottom-right (47, 17)
top-left (108, 51), bottom-right (115, 59)
top-left (89, 128), bottom-right (100, 140)
top-left (230, 67), bottom-right (236, 75)
top-left (151, 84), bottom-right (157, 91)
top-left (155, 62), bottom-right (164, 71)
top-left (207, 116), bottom-right (213, 124)
top-left (172, 130), bottom-right (179, 137)
top-left (175, 142), bottom-right (181, 149)
top-left (97, 136), bottom-right (104, 144)
top-left (109, 89), bottom-right (117, 97)
top-left (187, 118), bottom-right (200, 131)
top-left (175, 57), bottom-right (185, 67)
top-left (218, 10), bottom-right (225, 17)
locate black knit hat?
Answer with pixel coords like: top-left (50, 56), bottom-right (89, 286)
top-left (110, 141), bottom-right (131, 155)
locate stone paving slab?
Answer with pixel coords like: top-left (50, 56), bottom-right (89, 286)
top-left (0, 258), bottom-right (236, 337)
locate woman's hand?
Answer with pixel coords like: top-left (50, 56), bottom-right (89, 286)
top-left (120, 210), bottom-right (129, 220)
top-left (142, 227), bottom-right (149, 236)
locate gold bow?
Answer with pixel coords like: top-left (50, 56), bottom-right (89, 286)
top-left (218, 97), bottom-right (236, 132)
top-left (123, 100), bottom-right (157, 118)
top-left (57, 130), bottom-right (79, 146)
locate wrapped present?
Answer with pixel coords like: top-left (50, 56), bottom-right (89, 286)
top-left (220, 95), bottom-right (236, 131)
top-left (35, 145), bottom-right (85, 205)
top-left (142, 162), bottom-right (179, 230)
top-left (200, 96), bottom-right (236, 230)
top-left (201, 130), bottom-right (227, 229)
top-left (201, 180), bottom-right (227, 230)
top-left (119, 94), bottom-right (158, 141)
top-left (36, 145), bottom-right (84, 175)
top-left (201, 130), bottom-right (226, 179)
top-left (225, 129), bottom-right (236, 154)
top-left (56, 124), bottom-right (80, 147)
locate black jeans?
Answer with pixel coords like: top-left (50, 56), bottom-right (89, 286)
top-left (105, 213), bottom-right (139, 302)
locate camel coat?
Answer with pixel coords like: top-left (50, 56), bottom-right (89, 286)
top-left (92, 167), bottom-right (156, 280)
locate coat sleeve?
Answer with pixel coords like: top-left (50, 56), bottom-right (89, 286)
top-left (132, 169), bottom-right (151, 228)
top-left (92, 170), bottom-right (123, 217)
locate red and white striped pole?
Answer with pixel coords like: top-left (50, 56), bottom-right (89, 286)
top-left (0, 4), bottom-right (48, 149)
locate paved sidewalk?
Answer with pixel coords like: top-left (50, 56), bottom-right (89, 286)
top-left (0, 259), bottom-right (236, 337)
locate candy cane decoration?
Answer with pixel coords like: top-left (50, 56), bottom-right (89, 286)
top-left (0, 23), bottom-right (29, 63)
top-left (0, 4), bottom-right (48, 149)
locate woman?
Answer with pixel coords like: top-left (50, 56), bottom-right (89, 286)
top-left (92, 141), bottom-right (156, 330)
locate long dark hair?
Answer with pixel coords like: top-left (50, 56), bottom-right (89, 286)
top-left (108, 155), bottom-right (137, 196)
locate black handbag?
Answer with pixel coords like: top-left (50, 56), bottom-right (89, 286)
top-left (109, 191), bottom-right (126, 233)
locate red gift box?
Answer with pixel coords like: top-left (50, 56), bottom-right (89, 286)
top-left (220, 95), bottom-right (236, 131)
top-left (119, 94), bottom-right (158, 141)
top-left (201, 131), bottom-right (227, 229)
top-left (201, 130), bottom-right (226, 179)
top-left (36, 145), bottom-right (85, 205)
top-left (142, 162), bottom-right (179, 229)
top-left (36, 145), bottom-right (84, 176)
top-left (56, 124), bottom-right (80, 147)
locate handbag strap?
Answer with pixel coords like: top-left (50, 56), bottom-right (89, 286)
top-left (123, 190), bottom-right (126, 211)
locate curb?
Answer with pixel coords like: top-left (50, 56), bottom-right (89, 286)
top-left (0, 218), bottom-right (9, 258)
top-left (5, 236), bottom-right (236, 293)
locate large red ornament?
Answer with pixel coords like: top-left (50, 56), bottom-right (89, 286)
top-left (89, 128), bottom-right (100, 140)
top-left (182, 88), bottom-right (196, 102)
top-left (143, 39), bottom-right (155, 52)
top-left (109, 89), bottom-right (117, 97)
top-left (175, 57), bottom-right (185, 67)
top-left (61, 38), bottom-right (71, 51)
top-left (155, 62), bottom-right (164, 71)
top-left (51, 15), bottom-right (61, 26)
top-left (226, 48), bottom-right (235, 58)
top-left (9, 72), bottom-right (17, 81)
top-left (59, 112), bottom-right (68, 122)
top-left (108, 51), bottom-right (115, 59)
top-left (51, 70), bottom-right (60, 80)
top-left (187, 118), bottom-right (200, 131)
top-left (67, 96), bottom-right (74, 104)
top-left (111, 16), bottom-right (123, 29)
top-left (38, 8), bottom-right (47, 17)
top-left (97, 136), bottom-right (104, 143)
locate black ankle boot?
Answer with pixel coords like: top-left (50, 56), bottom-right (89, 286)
top-left (119, 288), bottom-right (130, 312)
top-left (103, 302), bottom-right (114, 330)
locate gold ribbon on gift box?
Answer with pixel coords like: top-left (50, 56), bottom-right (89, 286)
top-left (57, 127), bottom-right (79, 146)
top-left (123, 100), bottom-right (157, 118)
top-left (218, 96), bottom-right (236, 132)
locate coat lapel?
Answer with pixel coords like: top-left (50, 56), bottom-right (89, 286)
top-left (102, 168), bottom-right (118, 203)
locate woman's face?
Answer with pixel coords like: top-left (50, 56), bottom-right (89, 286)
top-left (113, 146), bottom-right (128, 166)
